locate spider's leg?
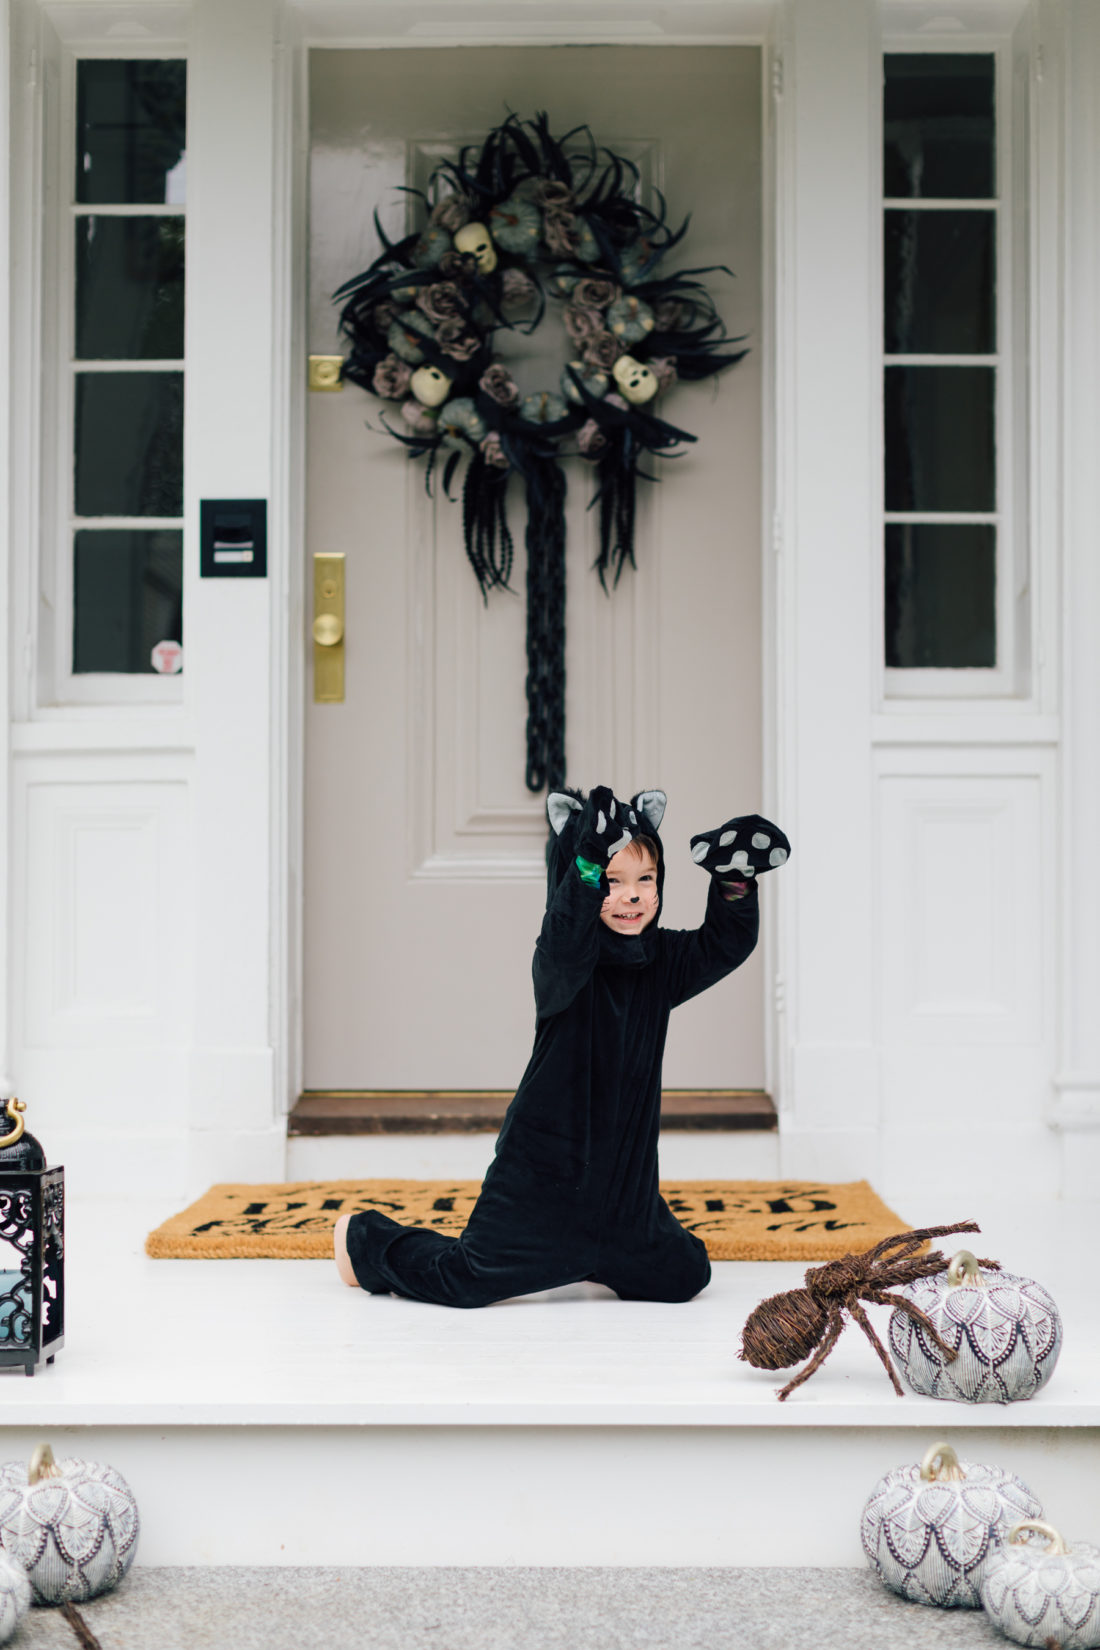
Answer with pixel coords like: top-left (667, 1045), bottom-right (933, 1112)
top-left (848, 1299), bottom-right (904, 1396)
top-left (865, 1289), bottom-right (958, 1362)
top-left (777, 1307), bottom-right (845, 1402)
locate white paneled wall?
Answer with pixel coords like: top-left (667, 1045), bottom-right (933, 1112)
top-left (872, 747), bottom-right (1058, 1202)
top-left (21, 779), bottom-right (190, 1046)
top-left (878, 767), bottom-right (1046, 1045)
top-left (10, 752), bottom-right (195, 1185)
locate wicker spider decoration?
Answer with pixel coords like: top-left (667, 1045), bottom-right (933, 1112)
top-left (740, 1220), bottom-right (1000, 1402)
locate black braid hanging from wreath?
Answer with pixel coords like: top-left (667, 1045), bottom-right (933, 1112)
top-left (336, 112), bottom-right (747, 795)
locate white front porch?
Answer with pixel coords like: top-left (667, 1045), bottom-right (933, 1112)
top-left (3, 1190), bottom-right (1093, 1568)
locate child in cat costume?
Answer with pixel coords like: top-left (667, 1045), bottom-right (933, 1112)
top-left (334, 786), bottom-right (789, 1307)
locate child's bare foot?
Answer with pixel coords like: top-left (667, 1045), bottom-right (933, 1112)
top-left (333, 1213), bottom-right (358, 1287)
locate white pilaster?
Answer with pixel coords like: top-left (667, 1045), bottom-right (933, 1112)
top-left (185, 0), bottom-right (288, 1185)
top-left (773, 0), bottom-right (881, 1177)
top-left (0, 0), bottom-right (12, 1096)
top-left (1050, 0), bottom-right (1100, 1196)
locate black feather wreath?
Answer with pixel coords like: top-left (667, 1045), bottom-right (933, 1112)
top-left (335, 112), bottom-right (747, 792)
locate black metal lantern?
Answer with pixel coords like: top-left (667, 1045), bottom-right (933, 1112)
top-left (0, 1099), bottom-right (64, 1377)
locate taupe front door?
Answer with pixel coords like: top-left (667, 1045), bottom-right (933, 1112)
top-left (304, 46), bottom-right (763, 1089)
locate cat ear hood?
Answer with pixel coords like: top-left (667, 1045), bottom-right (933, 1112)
top-left (545, 787), bottom-right (668, 931)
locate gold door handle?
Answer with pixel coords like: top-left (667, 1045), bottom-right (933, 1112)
top-left (313, 554), bottom-right (345, 703)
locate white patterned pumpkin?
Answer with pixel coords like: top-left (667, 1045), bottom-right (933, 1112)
top-left (0, 1549), bottom-right (30, 1643)
top-left (0, 1443), bottom-right (139, 1604)
top-left (981, 1521), bottom-right (1100, 1648)
top-left (888, 1250), bottom-right (1062, 1403)
top-left (861, 1440), bottom-right (1042, 1608)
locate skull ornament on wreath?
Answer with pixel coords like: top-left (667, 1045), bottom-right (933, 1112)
top-left (335, 112), bottom-right (747, 795)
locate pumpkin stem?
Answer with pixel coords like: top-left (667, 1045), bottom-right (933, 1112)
top-left (1007, 1520), bottom-right (1068, 1556)
top-left (29, 1442), bottom-right (63, 1484)
top-left (60, 1601), bottom-right (104, 1650)
top-left (920, 1441), bottom-right (965, 1482)
top-left (946, 1249), bottom-right (986, 1289)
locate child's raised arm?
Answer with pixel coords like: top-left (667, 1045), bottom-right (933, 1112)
top-left (662, 813), bottom-right (790, 1007)
top-left (533, 787), bottom-right (635, 1017)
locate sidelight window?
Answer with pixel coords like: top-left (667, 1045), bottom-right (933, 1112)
top-left (68, 59), bottom-right (186, 682)
top-left (882, 52), bottom-right (1010, 686)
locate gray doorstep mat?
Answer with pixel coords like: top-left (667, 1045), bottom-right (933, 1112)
top-left (15, 1567), bottom-right (1010, 1650)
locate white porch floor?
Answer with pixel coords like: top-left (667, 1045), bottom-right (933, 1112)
top-left (0, 1193), bottom-right (1095, 1568)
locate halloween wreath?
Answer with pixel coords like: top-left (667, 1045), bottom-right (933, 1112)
top-left (336, 113), bottom-right (747, 793)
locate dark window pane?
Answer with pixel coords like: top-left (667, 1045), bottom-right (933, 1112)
top-left (885, 366), bottom-right (995, 512)
top-left (884, 210), bottom-right (995, 354)
top-left (73, 529), bottom-right (182, 673)
top-left (76, 60), bottom-right (186, 205)
top-left (75, 217), bottom-right (185, 360)
top-left (884, 54), bottom-right (995, 199)
top-left (74, 373), bottom-right (183, 516)
top-left (885, 523), bottom-right (995, 667)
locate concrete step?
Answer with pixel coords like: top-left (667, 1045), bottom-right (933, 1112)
top-left (287, 1127), bottom-right (781, 1179)
top-left (14, 1566), bottom-right (1011, 1650)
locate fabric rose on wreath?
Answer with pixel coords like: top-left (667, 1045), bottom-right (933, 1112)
top-left (500, 268), bottom-right (538, 310)
top-left (576, 418), bottom-right (607, 457)
top-left (652, 298), bottom-right (685, 332)
top-left (562, 305), bottom-right (604, 347)
top-left (400, 399), bottom-right (439, 435)
top-left (542, 209), bottom-right (580, 257)
top-left (416, 281), bottom-right (467, 325)
top-left (430, 194), bottom-right (471, 233)
top-left (573, 277), bottom-right (618, 311)
top-left (480, 432), bottom-right (510, 469)
top-left (479, 364), bottom-right (521, 407)
top-left (536, 180), bottom-right (574, 209)
top-left (650, 357), bottom-right (678, 392)
top-left (372, 354), bottom-right (412, 399)
top-left (438, 249), bottom-right (480, 281)
top-left (435, 320), bottom-right (481, 362)
top-left (582, 333), bottom-right (625, 373)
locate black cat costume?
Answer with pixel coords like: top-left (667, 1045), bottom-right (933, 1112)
top-left (342, 787), bottom-right (789, 1308)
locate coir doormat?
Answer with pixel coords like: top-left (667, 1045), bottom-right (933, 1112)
top-left (146, 1179), bottom-right (910, 1263)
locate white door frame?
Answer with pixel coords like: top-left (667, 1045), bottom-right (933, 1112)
top-left (286, 5), bottom-right (786, 1118)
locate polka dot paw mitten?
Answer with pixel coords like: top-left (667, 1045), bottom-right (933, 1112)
top-left (690, 814), bottom-right (790, 896)
top-left (574, 786), bottom-right (636, 869)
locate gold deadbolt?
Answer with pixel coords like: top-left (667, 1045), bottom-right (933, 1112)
top-left (313, 553), bottom-right (346, 703)
top-left (309, 355), bottom-right (344, 392)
